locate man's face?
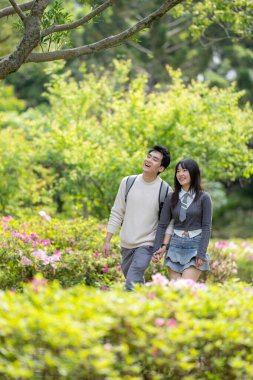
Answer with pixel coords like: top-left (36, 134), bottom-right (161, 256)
top-left (142, 151), bottom-right (164, 175)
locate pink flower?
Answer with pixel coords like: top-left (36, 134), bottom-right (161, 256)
top-left (215, 241), bottom-right (228, 249)
top-left (21, 256), bottom-right (32, 266)
top-left (54, 250), bottom-right (61, 255)
top-left (31, 249), bottom-right (47, 260)
top-left (155, 318), bottom-right (164, 326)
top-left (146, 273), bottom-right (169, 287)
top-left (247, 255), bottom-right (253, 260)
top-left (66, 248), bottom-right (73, 253)
top-left (103, 266), bottom-right (109, 273)
top-left (41, 239), bottom-right (51, 246)
top-left (101, 285), bottom-right (108, 291)
top-left (4, 227), bottom-right (8, 231)
top-left (167, 318), bottom-right (177, 328)
top-left (30, 233), bottom-right (37, 239)
top-left (147, 293), bottom-right (156, 299)
top-left (94, 251), bottom-right (100, 258)
top-left (39, 210), bottom-right (51, 221)
top-left (117, 265), bottom-right (122, 271)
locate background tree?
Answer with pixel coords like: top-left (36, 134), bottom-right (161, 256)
top-left (0, 0), bottom-right (253, 80)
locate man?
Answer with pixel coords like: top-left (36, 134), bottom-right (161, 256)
top-left (102, 145), bottom-right (173, 290)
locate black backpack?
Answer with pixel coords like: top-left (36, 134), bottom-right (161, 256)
top-left (125, 175), bottom-right (170, 217)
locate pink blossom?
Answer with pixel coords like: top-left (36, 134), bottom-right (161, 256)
top-left (30, 233), bottom-right (37, 239)
top-left (66, 248), bottom-right (73, 253)
top-left (147, 293), bottom-right (156, 299)
top-left (155, 318), bottom-right (164, 326)
top-left (146, 273), bottom-right (169, 287)
top-left (247, 255), bottom-right (253, 260)
top-left (101, 285), bottom-right (108, 291)
top-left (31, 249), bottom-right (47, 260)
top-left (33, 242), bottom-right (38, 248)
top-left (215, 241), bottom-right (228, 249)
top-left (103, 266), bottom-right (109, 273)
top-left (211, 260), bottom-right (219, 268)
top-left (39, 210), bottom-right (51, 221)
top-left (54, 250), bottom-right (61, 255)
top-left (167, 318), bottom-right (177, 328)
top-left (41, 239), bottom-right (51, 246)
top-left (4, 227), bottom-right (8, 231)
top-left (117, 265), bottom-right (122, 271)
top-left (21, 256), bottom-right (32, 266)
top-left (94, 251), bottom-right (100, 258)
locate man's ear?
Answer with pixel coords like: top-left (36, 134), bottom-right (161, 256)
top-left (159, 166), bottom-right (165, 173)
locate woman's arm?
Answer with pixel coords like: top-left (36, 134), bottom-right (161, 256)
top-left (196, 193), bottom-right (212, 260)
top-left (152, 195), bottom-right (172, 253)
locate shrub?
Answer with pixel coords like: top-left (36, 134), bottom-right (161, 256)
top-left (0, 215), bottom-right (123, 290)
top-left (0, 278), bottom-right (252, 379)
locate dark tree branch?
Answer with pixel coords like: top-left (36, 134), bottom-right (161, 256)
top-left (0, 0), bottom-right (50, 79)
top-left (9, 0), bottom-right (27, 22)
top-left (0, 1), bottom-right (34, 18)
top-left (41, 0), bottom-right (115, 38)
top-left (26, 0), bottom-right (184, 63)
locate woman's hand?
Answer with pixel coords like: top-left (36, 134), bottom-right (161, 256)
top-left (196, 258), bottom-right (204, 267)
top-left (152, 246), bottom-right (166, 263)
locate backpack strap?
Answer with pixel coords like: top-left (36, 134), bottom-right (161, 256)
top-left (125, 175), bottom-right (138, 202)
top-left (158, 180), bottom-right (169, 217)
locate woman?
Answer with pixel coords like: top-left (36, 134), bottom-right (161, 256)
top-left (152, 158), bottom-right (212, 281)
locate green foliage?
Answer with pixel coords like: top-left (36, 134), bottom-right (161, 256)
top-left (40, 0), bottom-right (73, 51)
top-left (0, 62), bottom-right (253, 217)
top-left (0, 279), bottom-right (252, 379)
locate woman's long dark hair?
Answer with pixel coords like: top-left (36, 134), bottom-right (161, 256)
top-left (171, 158), bottom-right (203, 208)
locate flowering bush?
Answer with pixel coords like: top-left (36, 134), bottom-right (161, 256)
top-left (0, 278), bottom-right (252, 379)
top-left (0, 215), bottom-right (123, 290)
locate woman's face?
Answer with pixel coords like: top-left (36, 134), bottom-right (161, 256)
top-left (176, 164), bottom-right (191, 190)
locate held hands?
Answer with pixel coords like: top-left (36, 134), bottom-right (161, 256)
top-left (152, 246), bottom-right (166, 264)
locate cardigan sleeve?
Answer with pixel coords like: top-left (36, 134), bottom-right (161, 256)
top-left (196, 192), bottom-right (212, 260)
top-left (152, 194), bottom-right (172, 252)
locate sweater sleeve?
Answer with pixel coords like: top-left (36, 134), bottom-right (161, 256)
top-left (153, 194), bottom-right (172, 252)
top-left (196, 192), bottom-right (212, 260)
top-left (107, 178), bottom-right (127, 234)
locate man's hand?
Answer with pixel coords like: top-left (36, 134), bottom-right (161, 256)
top-left (102, 241), bottom-right (111, 257)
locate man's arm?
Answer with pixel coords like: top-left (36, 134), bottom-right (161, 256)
top-left (102, 177), bottom-right (127, 257)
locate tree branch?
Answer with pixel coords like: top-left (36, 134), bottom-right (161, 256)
top-left (0, 1), bottom-right (34, 19)
top-left (26, 0), bottom-right (185, 63)
top-left (9, 0), bottom-right (26, 22)
top-left (0, 0), bottom-right (50, 79)
top-left (41, 0), bottom-right (115, 38)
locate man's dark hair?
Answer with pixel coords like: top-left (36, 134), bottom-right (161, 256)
top-left (148, 145), bottom-right (171, 169)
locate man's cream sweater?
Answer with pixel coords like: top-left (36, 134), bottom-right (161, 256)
top-left (107, 174), bottom-right (173, 249)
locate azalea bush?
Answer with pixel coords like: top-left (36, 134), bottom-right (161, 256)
top-left (0, 214), bottom-right (123, 290)
top-left (0, 277), bottom-right (252, 379)
top-left (1, 214), bottom-right (252, 291)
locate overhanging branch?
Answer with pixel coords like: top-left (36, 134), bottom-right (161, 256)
top-left (41, 0), bottom-right (115, 38)
top-left (9, 0), bottom-right (27, 22)
top-left (0, 1), bottom-right (33, 18)
top-left (26, 0), bottom-right (184, 63)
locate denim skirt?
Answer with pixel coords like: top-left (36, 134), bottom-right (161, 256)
top-left (164, 233), bottom-right (210, 273)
